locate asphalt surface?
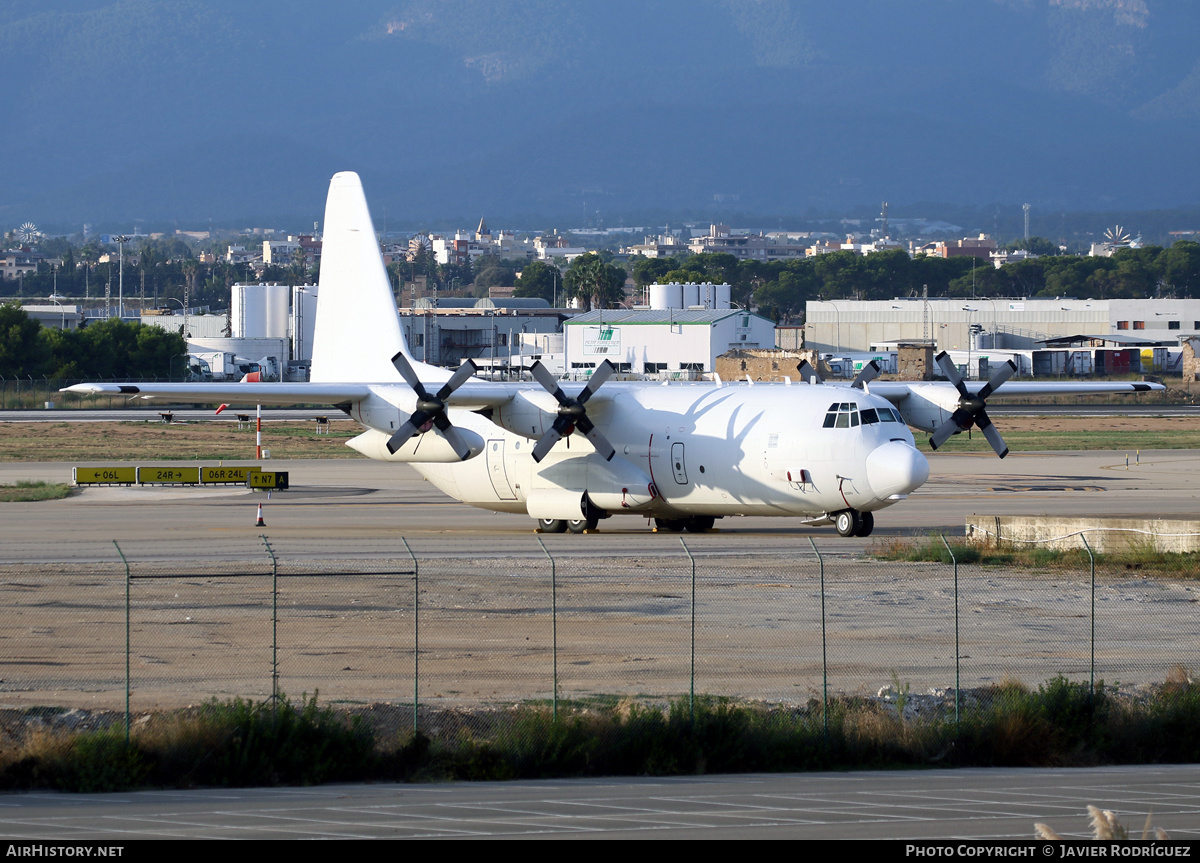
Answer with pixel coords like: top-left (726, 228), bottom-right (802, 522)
top-left (1, 430), bottom-right (1198, 840)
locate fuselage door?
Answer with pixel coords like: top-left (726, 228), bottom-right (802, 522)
top-left (670, 441), bottom-right (688, 485)
top-left (486, 439), bottom-right (517, 500)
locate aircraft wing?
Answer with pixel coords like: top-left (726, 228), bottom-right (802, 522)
top-left (61, 382), bottom-right (375, 406)
top-left (60, 379), bottom-right (556, 410)
top-left (869, 380), bottom-right (1164, 399)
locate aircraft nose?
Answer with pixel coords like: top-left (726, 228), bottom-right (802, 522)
top-left (865, 441), bottom-right (930, 499)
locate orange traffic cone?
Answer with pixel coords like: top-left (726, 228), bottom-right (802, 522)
top-left (255, 503), bottom-right (266, 527)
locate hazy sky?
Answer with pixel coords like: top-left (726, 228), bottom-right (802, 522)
top-left (4, 0), bottom-right (1199, 229)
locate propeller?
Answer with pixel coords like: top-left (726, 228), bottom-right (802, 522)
top-left (529, 359), bottom-right (617, 463)
top-left (851, 360), bottom-right (881, 390)
top-left (928, 352), bottom-right (1016, 458)
top-left (797, 360), bottom-right (822, 385)
top-left (386, 352), bottom-right (478, 460)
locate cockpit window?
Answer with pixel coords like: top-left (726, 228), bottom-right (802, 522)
top-left (860, 408), bottom-right (879, 425)
top-left (823, 402), bottom-right (860, 429)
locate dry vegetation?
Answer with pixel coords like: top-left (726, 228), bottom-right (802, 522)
top-left (0, 420), bottom-right (363, 462)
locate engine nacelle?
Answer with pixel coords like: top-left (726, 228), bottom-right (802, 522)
top-left (346, 427), bottom-right (484, 463)
top-left (492, 389), bottom-right (559, 439)
top-left (893, 384), bottom-right (959, 434)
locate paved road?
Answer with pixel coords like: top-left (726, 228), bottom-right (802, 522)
top-left (0, 765), bottom-right (1197, 840)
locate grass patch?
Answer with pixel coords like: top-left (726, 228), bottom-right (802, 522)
top-left (871, 535), bottom-right (1200, 575)
top-left (0, 421), bottom-right (362, 462)
top-left (0, 481), bottom-right (73, 502)
top-left (6, 677), bottom-right (1200, 791)
top-left (916, 428), bottom-right (1200, 453)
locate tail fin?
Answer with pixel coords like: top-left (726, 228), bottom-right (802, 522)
top-left (310, 172), bottom-right (415, 383)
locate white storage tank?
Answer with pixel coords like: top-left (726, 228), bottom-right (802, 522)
top-left (233, 284), bottom-right (290, 339)
top-left (649, 283), bottom-right (683, 310)
top-left (682, 283), bottom-right (701, 309)
top-left (232, 284), bottom-right (266, 338)
top-left (714, 283), bottom-right (731, 310)
top-left (264, 284), bottom-right (290, 340)
top-left (291, 286), bottom-right (319, 362)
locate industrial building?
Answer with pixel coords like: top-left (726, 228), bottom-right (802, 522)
top-left (805, 298), bottom-right (1200, 354)
top-left (398, 298), bottom-right (564, 370)
top-left (564, 282), bottom-right (773, 379)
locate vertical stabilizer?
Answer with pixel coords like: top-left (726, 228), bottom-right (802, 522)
top-left (310, 172), bottom-right (413, 383)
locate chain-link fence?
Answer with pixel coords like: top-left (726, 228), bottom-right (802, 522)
top-left (1, 535), bottom-right (1195, 737)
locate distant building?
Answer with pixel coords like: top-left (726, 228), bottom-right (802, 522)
top-left (686, 223), bottom-right (805, 261)
top-left (564, 309), bottom-right (776, 378)
top-left (0, 249), bottom-right (43, 279)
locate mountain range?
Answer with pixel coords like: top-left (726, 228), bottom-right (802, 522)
top-left (4, 0), bottom-right (1200, 232)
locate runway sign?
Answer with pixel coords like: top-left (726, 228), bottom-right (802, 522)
top-left (137, 467), bottom-right (201, 485)
top-left (73, 467), bottom-right (137, 486)
top-left (246, 471), bottom-right (289, 490)
top-left (201, 466), bottom-right (260, 485)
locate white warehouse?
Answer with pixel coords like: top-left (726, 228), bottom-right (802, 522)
top-left (564, 309), bottom-right (777, 379)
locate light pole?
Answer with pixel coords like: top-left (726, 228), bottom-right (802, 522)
top-left (114, 235), bottom-right (131, 319)
top-left (165, 297), bottom-right (187, 344)
top-left (822, 300), bottom-right (842, 354)
top-left (48, 296), bottom-right (66, 330)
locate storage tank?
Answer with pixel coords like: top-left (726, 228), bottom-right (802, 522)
top-left (682, 283), bottom-right (701, 309)
top-left (233, 284), bottom-right (290, 339)
top-left (264, 284), bottom-right (290, 340)
top-left (649, 283), bottom-right (683, 310)
top-left (291, 286), bottom-right (319, 362)
top-left (714, 283), bottom-right (731, 310)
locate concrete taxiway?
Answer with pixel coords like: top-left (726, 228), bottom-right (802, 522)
top-left (0, 449), bottom-right (1196, 555)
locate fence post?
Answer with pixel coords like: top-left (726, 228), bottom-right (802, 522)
top-left (261, 536), bottom-right (279, 714)
top-left (536, 536), bottom-right (558, 723)
top-left (114, 540), bottom-right (131, 745)
top-left (808, 538), bottom-right (828, 744)
top-left (401, 537), bottom-right (419, 734)
top-left (679, 538), bottom-right (696, 724)
top-left (1081, 534), bottom-right (1096, 698)
top-left (939, 535), bottom-right (961, 732)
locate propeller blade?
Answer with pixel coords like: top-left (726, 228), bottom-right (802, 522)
top-left (797, 360), bottom-right (822, 385)
top-left (391, 351), bottom-right (427, 396)
top-left (531, 428), bottom-right (564, 463)
top-left (935, 351), bottom-right (970, 399)
top-left (576, 415), bottom-right (616, 461)
top-left (385, 418), bottom-right (423, 454)
top-left (975, 359), bottom-right (1017, 402)
top-left (435, 359), bottom-right (479, 401)
top-left (530, 361), bottom-right (566, 402)
top-left (928, 416), bottom-right (961, 451)
top-left (432, 414), bottom-right (475, 461)
top-left (851, 360), bottom-right (880, 390)
top-left (578, 360), bottom-right (615, 403)
top-left (974, 408), bottom-right (1009, 459)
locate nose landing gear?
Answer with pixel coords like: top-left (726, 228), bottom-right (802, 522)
top-left (834, 509), bottom-right (874, 538)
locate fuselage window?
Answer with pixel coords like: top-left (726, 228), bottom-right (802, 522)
top-left (861, 408), bottom-right (879, 425)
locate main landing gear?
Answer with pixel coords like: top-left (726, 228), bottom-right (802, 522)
top-left (653, 516), bottom-right (716, 533)
top-left (834, 509), bottom-right (874, 538)
top-left (538, 517), bottom-right (599, 534)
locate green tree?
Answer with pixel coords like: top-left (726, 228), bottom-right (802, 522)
top-left (563, 253), bottom-right (627, 310)
top-left (0, 303), bottom-right (46, 376)
top-left (513, 260), bottom-right (559, 303)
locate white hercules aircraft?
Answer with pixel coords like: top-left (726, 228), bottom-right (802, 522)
top-left (65, 172), bottom-right (1165, 537)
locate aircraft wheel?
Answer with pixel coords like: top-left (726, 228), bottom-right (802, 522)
top-left (568, 518), bottom-right (598, 534)
top-left (538, 518), bottom-right (567, 534)
top-left (855, 511), bottom-right (874, 537)
top-left (654, 518), bottom-right (685, 532)
top-left (684, 516), bottom-right (716, 533)
top-left (835, 510), bottom-right (858, 537)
